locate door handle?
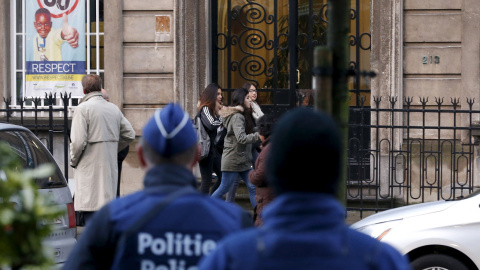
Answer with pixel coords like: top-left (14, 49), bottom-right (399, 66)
top-left (297, 69), bottom-right (300, 85)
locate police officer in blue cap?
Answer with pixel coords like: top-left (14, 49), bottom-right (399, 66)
top-left (64, 103), bottom-right (252, 270)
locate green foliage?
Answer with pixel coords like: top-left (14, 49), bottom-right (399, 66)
top-left (0, 143), bottom-right (65, 270)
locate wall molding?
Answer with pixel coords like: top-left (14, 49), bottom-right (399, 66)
top-left (104, 0), bottom-right (124, 110)
top-left (175, 0), bottom-right (210, 116)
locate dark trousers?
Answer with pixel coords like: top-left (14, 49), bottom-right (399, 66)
top-left (226, 147), bottom-right (258, 202)
top-left (117, 146), bottom-right (129, 197)
top-left (199, 152), bottom-right (222, 194)
top-left (75, 211), bottom-right (95, 227)
top-left (210, 160), bottom-right (222, 195)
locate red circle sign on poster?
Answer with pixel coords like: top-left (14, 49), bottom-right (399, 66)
top-left (37, 0), bottom-right (80, 18)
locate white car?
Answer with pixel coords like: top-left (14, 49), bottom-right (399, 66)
top-left (351, 191), bottom-right (480, 270)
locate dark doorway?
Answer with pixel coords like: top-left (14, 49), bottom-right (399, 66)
top-left (212, 0), bottom-right (371, 114)
top-left (212, 0), bottom-right (372, 180)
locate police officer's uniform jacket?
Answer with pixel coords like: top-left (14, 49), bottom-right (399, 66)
top-left (198, 193), bottom-right (411, 270)
top-left (63, 164), bottom-right (251, 270)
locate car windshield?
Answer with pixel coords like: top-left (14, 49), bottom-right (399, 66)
top-left (0, 130), bottom-right (67, 189)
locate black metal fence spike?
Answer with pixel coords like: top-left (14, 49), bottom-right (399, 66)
top-left (466, 98), bottom-right (474, 110)
top-left (420, 97), bottom-right (428, 105)
top-left (360, 96), bottom-right (366, 106)
top-left (33, 97), bottom-right (41, 106)
top-left (373, 96), bottom-right (382, 107)
top-left (388, 96), bottom-right (397, 108)
top-left (450, 97), bottom-right (460, 106)
top-left (404, 96), bottom-right (413, 105)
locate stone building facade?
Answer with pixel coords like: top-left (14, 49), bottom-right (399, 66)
top-left (370, 0), bottom-right (480, 202)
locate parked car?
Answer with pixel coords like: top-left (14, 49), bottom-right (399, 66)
top-left (0, 123), bottom-right (76, 265)
top-left (351, 190), bottom-right (480, 270)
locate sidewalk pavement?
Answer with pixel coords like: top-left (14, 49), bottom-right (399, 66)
top-left (76, 211), bottom-right (371, 240)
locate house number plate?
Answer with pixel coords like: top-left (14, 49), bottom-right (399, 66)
top-left (422, 55), bottom-right (440, 64)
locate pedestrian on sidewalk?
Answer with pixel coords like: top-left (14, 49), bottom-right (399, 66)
top-left (248, 114), bottom-right (276, 226)
top-left (197, 83), bottom-right (224, 194)
top-left (64, 103), bottom-right (252, 270)
top-left (199, 108), bottom-right (411, 270)
top-left (226, 82), bottom-right (263, 202)
top-left (245, 82), bottom-right (263, 167)
top-left (244, 82), bottom-right (264, 123)
top-left (70, 75), bottom-right (135, 226)
top-left (101, 88), bottom-right (130, 198)
top-left (211, 88), bottom-right (260, 209)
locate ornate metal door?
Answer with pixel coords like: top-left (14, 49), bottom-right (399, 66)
top-left (212, 0), bottom-right (371, 116)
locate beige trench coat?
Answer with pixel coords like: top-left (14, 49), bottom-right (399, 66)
top-left (70, 92), bottom-right (135, 211)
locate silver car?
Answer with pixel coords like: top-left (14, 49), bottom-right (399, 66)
top-left (0, 123), bottom-right (76, 265)
top-left (351, 191), bottom-right (480, 270)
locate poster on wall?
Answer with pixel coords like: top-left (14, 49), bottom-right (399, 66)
top-left (25, 0), bottom-right (86, 97)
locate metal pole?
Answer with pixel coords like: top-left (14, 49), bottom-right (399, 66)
top-left (327, 0), bottom-right (351, 204)
top-left (313, 46), bottom-right (332, 114)
top-left (288, 0), bottom-right (298, 107)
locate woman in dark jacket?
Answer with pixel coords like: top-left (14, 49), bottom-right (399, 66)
top-left (249, 114), bottom-right (276, 226)
top-left (197, 83), bottom-right (224, 194)
top-left (211, 88), bottom-right (260, 208)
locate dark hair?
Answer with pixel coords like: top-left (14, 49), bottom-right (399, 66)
top-left (232, 88), bottom-right (254, 134)
top-left (35, 8), bottom-right (51, 17)
top-left (198, 83), bottom-right (221, 113)
top-left (81, 74), bottom-right (102, 94)
top-left (242, 82), bottom-right (255, 90)
top-left (257, 114), bottom-right (275, 139)
top-left (267, 108), bottom-right (342, 195)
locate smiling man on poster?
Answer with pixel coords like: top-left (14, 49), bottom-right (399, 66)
top-left (26, 0), bottom-right (86, 97)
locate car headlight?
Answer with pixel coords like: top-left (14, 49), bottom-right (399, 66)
top-left (355, 219), bottom-right (402, 240)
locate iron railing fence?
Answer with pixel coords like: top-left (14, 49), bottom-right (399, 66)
top-left (3, 92), bottom-right (480, 215)
top-left (347, 96), bottom-right (480, 217)
top-left (1, 92), bottom-right (72, 181)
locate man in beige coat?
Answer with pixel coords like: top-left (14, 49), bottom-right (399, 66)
top-left (70, 74), bottom-right (135, 225)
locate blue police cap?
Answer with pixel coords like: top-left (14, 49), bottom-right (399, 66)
top-left (143, 103), bottom-right (197, 157)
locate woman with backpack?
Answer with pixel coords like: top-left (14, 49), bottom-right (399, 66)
top-left (197, 83), bottom-right (224, 194)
